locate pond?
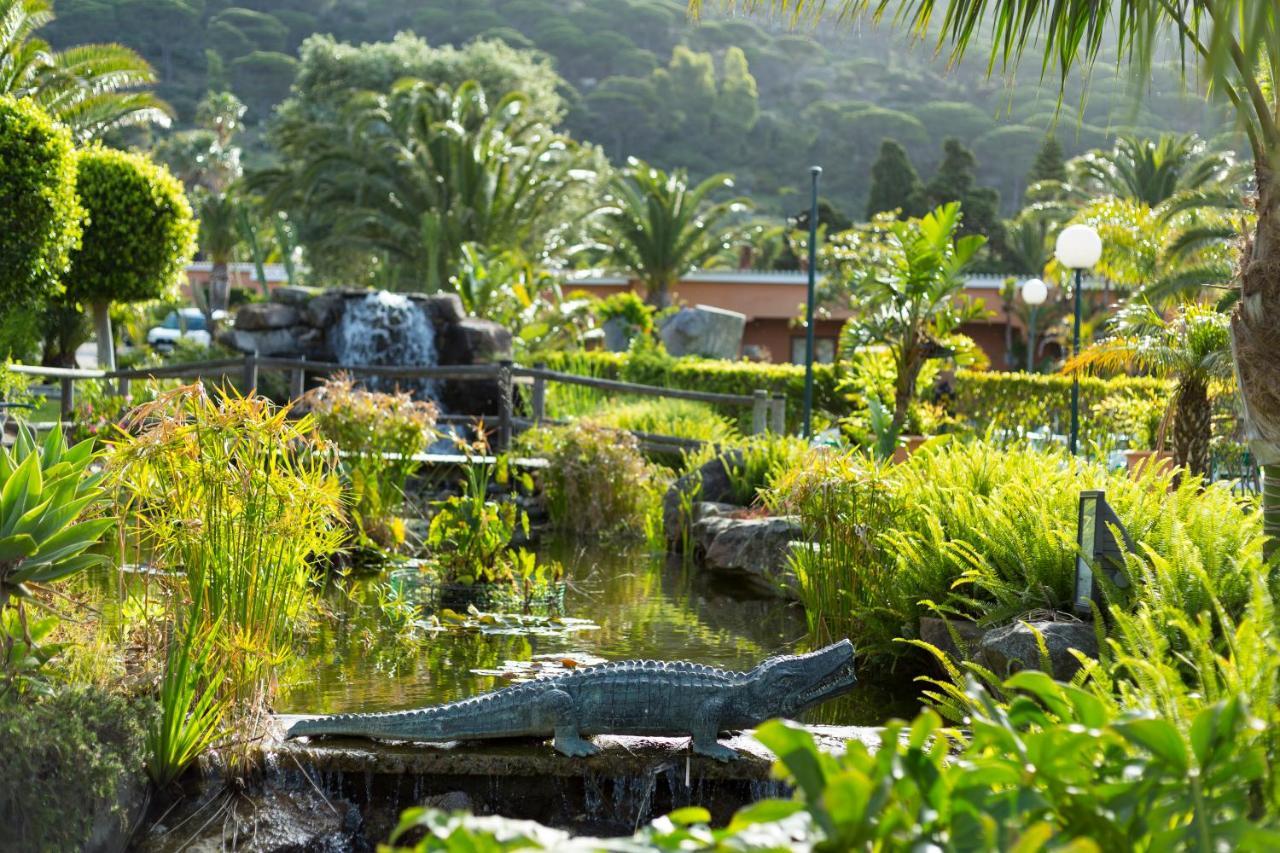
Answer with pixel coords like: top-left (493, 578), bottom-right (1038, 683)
top-left (276, 540), bottom-right (918, 727)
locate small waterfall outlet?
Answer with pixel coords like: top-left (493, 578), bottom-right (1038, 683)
top-left (334, 291), bottom-right (439, 400)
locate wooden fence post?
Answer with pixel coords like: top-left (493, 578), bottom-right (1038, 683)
top-left (60, 376), bottom-right (74, 420)
top-left (531, 361), bottom-right (547, 424)
top-left (289, 358), bottom-right (306, 400)
top-left (117, 376), bottom-right (131, 398)
top-left (241, 353), bottom-right (258, 394)
top-left (496, 359), bottom-right (513, 451)
top-left (770, 393), bottom-right (786, 435)
top-left (751, 389), bottom-right (769, 435)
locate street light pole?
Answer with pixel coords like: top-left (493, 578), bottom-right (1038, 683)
top-left (1070, 267), bottom-right (1083, 455)
top-left (802, 165), bottom-right (821, 439)
top-left (1020, 277), bottom-right (1046, 374)
top-left (1026, 304), bottom-right (1040, 373)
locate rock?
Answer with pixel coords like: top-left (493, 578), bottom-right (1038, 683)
top-left (439, 318), bottom-right (512, 365)
top-left (141, 788), bottom-right (362, 853)
top-left (220, 327), bottom-right (299, 356)
top-left (692, 514), bottom-right (737, 556)
top-left (601, 316), bottom-right (635, 352)
top-left (978, 620), bottom-right (1098, 681)
top-left (918, 616), bottom-right (986, 660)
top-left (663, 453), bottom-right (740, 548)
top-left (272, 285), bottom-right (322, 307)
top-left (235, 302), bottom-right (299, 331)
top-left (295, 326), bottom-right (328, 359)
top-left (301, 292), bottom-right (344, 328)
top-left (659, 305), bottom-right (746, 359)
top-left (700, 516), bottom-right (803, 598)
top-left (694, 501), bottom-right (739, 521)
top-left (412, 292), bottom-right (466, 326)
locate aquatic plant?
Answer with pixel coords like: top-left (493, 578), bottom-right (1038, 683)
top-left (516, 421), bottom-right (665, 538)
top-left (305, 374), bottom-right (438, 551)
top-left (145, 618), bottom-right (229, 788)
top-left (0, 424), bottom-right (112, 689)
top-left (110, 385), bottom-right (344, 712)
top-left (721, 433), bottom-right (810, 507)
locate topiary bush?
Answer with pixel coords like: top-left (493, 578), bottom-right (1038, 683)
top-left (64, 146), bottom-right (196, 369)
top-left (0, 96), bottom-right (82, 309)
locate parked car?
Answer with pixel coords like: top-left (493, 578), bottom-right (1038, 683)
top-left (147, 308), bottom-right (212, 352)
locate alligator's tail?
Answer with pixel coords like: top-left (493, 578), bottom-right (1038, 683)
top-left (285, 686), bottom-right (535, 742)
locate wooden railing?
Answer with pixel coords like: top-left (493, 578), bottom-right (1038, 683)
top-left (7, 355), bottom-right (787, 451)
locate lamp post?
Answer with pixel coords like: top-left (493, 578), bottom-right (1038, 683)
top-left (1020, 277), bottom-right (1047, 373)
top-left (802, 165), bottom-right (822, 439)
top-left (1053, 224), bottom-right (1102, 455)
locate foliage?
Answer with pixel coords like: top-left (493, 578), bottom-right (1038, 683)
top-left (145, 617), bottom-right (229, 788)
top-left (595, 290), bottom-right (655, 337)
top-left (110, 385), bottom-right (345, 714)
top-left (63, 146), bottom-right (197, 307)
top-left (587, 398), bottom-right (740, 446)
top-left (1067, 302), bottom-right (1235, 478)
top-left (770, 440), bottom-right (1263, 669)
top-left (305, 375), bottom-right (438, 551)
top-left (0, 0), bottom-right (169, 140)
top-left (922, 138), bottom-right (1003, 252)
top-left (256, 77), bottom-right (597, 291)
top-left (516, 421), bottom-right (665, 538)
top-left (0, 686), bottom-right (150, 852)
top-left (721, 434), bottom-right (810, 506)
top-left (0, 95), bottom-right (81, 309)
top-left (0, 424), bottom-right (112, 687)
top-left (865, 139), bottom-right (924, 219)
top-left (825, 203), bottom-right (989, 435)
top-left (591, 157), bottom-right (750, 306)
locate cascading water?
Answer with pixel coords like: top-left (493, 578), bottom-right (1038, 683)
top-left (333, 291), bottom-right (440, 401)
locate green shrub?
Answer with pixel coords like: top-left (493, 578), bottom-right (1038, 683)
top-left (588, 398), bottom-right (740, 445)
top-left (64, 146), bottom-right (196, 306)
top-left (305, 374), bottom-right (439, 551)
top-left (516, 421), bottom-right (666, 538)
top-left (595, 290), bottom-right (654, 335)
top-left (721, 433), bottom-right (811, 506)
top-left (0, 96), bottom-right (82, 308)
top-left (771, 439), bottom-right (1263, 668)
top-left (0, 686), bottom-right (150, 852)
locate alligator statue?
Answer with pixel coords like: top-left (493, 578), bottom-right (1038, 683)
top-left (286, 640), bottom-right (856, 761)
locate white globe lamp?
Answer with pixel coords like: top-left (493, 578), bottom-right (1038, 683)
top-left (1021, 277), bottom-right (1047, 306)
top-left (1054, 224), bottom-right (1102, 269)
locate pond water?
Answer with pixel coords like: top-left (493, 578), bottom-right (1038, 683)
top-left (276, 540), bottom-right (918, 726)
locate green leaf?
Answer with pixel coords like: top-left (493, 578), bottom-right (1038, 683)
top-left (665, 806), bottom-right (711, 827)
top-left (0, 533), bottom-right (37, 562)
top-left (1115, 717), bottom-right (1188, 772)
top-left (726, 799), bottom-right (804, 831)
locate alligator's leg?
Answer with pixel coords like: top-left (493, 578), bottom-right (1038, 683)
top-left (539, 689), bottom-right (600, 758)
top-left (691, 698), bottom-right (739, 762)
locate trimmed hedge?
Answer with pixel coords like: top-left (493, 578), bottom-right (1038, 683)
top-left (543, 351), bottom-right (1171, 445)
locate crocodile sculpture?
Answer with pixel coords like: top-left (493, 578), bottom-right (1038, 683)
top-left (286, 640), bottom-right (856, 761)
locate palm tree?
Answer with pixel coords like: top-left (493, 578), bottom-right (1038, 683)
top-left (592, 158), bottom-right (750, 307)
top-left (1066, 302), bottom-right (1233, 480)
top-left (196, 191), bottom-right (239, 316)
top-left (1068, 134), bottom-right (1243, 208)
top-left (704, 0), bottom-right (1280, 556)
top-left (254, 79), bottom-right (595, 293)
top-left (0, 0), bottom-right (170, 140)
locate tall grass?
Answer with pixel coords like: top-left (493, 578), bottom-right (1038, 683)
top-left (588, 398), bottom-right (741, 445)
top-left (111, 384), bottom-right (345, 779)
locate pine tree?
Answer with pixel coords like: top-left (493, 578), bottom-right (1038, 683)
top-left (712, 47), bottom-right (760, 158)
top-left (866, 139), bottom-right (924, 219)
top-left (1028, 135), bottom-right (1067, 185)
top-left (925, 137), bottom-right (1002, 248)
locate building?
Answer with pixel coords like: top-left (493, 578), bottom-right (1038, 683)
top-left (566, 270), bottom-right (1028, 367)
top-left (183, 261), bottom-right (290, 300)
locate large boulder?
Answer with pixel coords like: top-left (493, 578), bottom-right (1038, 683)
top-left (235, 302), bottom-right (299, 331)
top-left (439, 318), bottom-right (512, 365)
top-left (663, 453), bottom-right (740, 548)
top-left (659, 305), bottom-right (746, 359)
top-left (219, 327), bottom-right (299, 356)
top-left (301, 291), bottom-right (344, 329)
top-left (978, 620), bottom-right (1098, 681)
top-left (413, 292), bottom-right (466, 326)
top-left (271, 285), bottom-right (322, 308)
top-left (699, 515), bottom-right (803, 599)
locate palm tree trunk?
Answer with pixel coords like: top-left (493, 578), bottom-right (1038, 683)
top-left (1172, 380), bottom-right (1211, 481)
top-left (210, 261), bottom-right (230, 314)
top-left (1231, 163), bottom-right (1280, 561)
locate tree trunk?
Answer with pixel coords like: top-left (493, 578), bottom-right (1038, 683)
top-left (1172, 380), bottom-right (1211, 481)
top-left (1231, 162), bottom-right (1280, 561)
top-left (210, 260), bottom-right (230, 314)
top-left (890, 347), bottom-right (924, 438)
top-left (646, 277), bottom-right (671, 309)
top-left (92, 301), bottom-right (115, 372)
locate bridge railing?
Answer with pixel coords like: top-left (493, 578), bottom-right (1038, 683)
top-left (6, 354), bottom-right (787, 451)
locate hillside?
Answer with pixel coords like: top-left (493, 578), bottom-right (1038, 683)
top-left (46, 0), bottom-right (1234, 216)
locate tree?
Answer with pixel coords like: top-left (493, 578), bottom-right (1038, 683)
top-left (256, 80), bottom-right (596, 293)
top-left (1029, 135), bottom-right (1067, 186)
top-left (0, 0), bottom-right (170, 140)
top-left (592, 158), bottom-right (751, 307)
top-left (826, 203), bottom-right (988, 435)
top-left (866, 139), bottom-right (924, 219)
top-left (705, 0), bottom-right (1280, 555)
top-left (0, 96), bottom-right (81, 312)
top-left (1068, 302), bottom-right (1233, 480)
top-left (63, 147), bottom-right (196, 370)
top-left (1070, 133), bottom-right (1240, 208)
top-left (925, 138), bottom-right (1002, 247)
top-left (712, 46), bottom-right (759, 155)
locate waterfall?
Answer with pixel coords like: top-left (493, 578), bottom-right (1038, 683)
top-left (333, 291), bottom-right (439, 400)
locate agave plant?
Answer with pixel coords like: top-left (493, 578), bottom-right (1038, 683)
top-left (0, 424), bottom-right (111, 613)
